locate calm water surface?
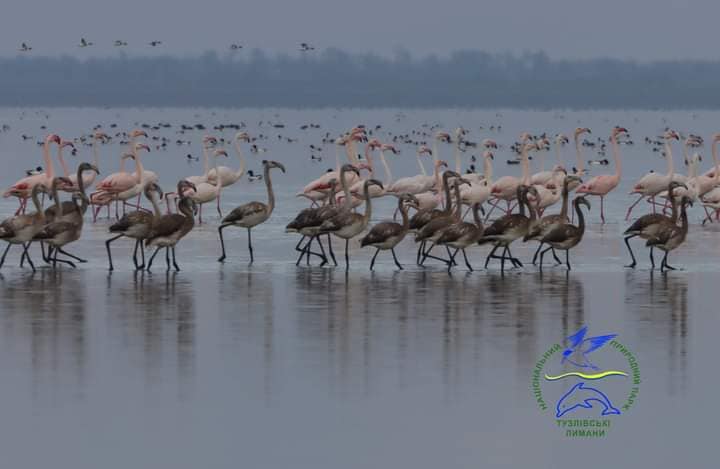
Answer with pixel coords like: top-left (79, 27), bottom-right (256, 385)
top-left (0, 108), bottom-right (717, 468)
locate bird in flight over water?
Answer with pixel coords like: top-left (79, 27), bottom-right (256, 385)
top-left (561, 326), bottom-right (617, 370)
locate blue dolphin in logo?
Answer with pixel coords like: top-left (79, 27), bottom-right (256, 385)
top-left (555, 382), bottom-right (621, 418)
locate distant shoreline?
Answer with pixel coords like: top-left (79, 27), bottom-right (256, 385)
top-left (2, 50), bottom-right (719, 109)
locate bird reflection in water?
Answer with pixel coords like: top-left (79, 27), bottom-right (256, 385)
top-left (0, 269), bottom-right (87, 404)
top-left (625, 270), bottom-right (688, 396)
top-left (105, 271), bottom-right (196, 400)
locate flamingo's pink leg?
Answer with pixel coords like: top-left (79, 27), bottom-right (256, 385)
top-left (625, 194), bottom-right (645, 220)
top-left (600, 196), bottom-right (606, 224)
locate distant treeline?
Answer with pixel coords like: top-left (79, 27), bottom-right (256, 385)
top-left (1, 49), bottom-right (719, 108)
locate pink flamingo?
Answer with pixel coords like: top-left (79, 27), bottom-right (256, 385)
top-left (91, 143), bottom-right (150, 219)
top-left (625, 130), bottom-right (680, 220)
top-left (301, 129), bottom-right (365, 204)
top-left (576, 126), bottom-right (629, 223)
top-left (487, 138), bottom-right (535, 218)
top-left (4, 134), bottom-right (63, 214)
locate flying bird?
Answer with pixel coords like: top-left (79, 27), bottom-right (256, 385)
top-left (561, 326), bottom-right (617, 370)
top-left (114, 40), bottom-right (128, 47)
top-left (148, 41), bottom-right (162, 47)
top-left (299, 42), bottom-right (315, 52)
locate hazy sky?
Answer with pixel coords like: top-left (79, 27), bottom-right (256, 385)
top-left (0, 0), bottom-right (714, 60)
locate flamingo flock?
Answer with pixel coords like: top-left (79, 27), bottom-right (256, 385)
top-left (0, 122), bottom-right (716, 274)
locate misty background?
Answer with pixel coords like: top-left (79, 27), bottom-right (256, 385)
top-left (1, 49), bottom-right (718, 108)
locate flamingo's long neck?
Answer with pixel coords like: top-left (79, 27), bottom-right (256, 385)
top-left (378, 150), bottom-right (393, 185)
top-left (517, 189), bottom-right (526, 217)
top-left (441, 173), bottom-right (453, 213)
top-left (265, 164), bottom-right (275, 214)
top-left (212, 155), bottom-right (222, 196)
top-left (521, 147), bottom-right (530, 185)
top-left (347, 138), bottom-right (359, 165)
top-left (668, 184), bottom-right (679, 222)
top-left (57, 146), bottom-right (70, 178)
top-left (147, 190), bottom-right (162, 217)
top-left (202, 144), bottom-right (211, 176)
top-left (340, 168), bottom-right (353, 210)
top-left (433, 162), bottom-right (443, 192)
top-left (30, 185), bottom-right (44, 219)
top-left (399, 199), bottom-right (410, 231)
top-left (484, 156), bottom-right (493, 183)
top-left (575, 199), bottom-right (586, 234)
top-left (364, 145), bottom-right (375, 176)
top-left (471, 203), bottom-right (482, 227)
top-left (362, 182), bottom-right (373, 226)
top-left (454, 141), bottom-right (461, 173)
top-left (431, 141), bottom-right (440, 166)
top-left (43, 140), bottom-right (54, 183)
top-left (335, 145), bottom-right (342, 172)
top-left (665, 138), bottom-right (675, 176)
top-left (122, 136), bottom-right (136, 172)
top-left (416, 152), bottom-right (427, 176)
top-left (612, 134), bottom-right (622, 179)
top-left (233, 139), bottom-right (246, 179)
top-left (133, 148), bottom-right (144, 183)
top-left (555, 143), bottom-right (563, 166)
top-left (560, 180), bottom-right (570, 220)
top-left (574, 135), bottom-right (585, 175)
top-left (51, 178), bottom-right (62, 217)
top-left (452, 183), bottom-right (463, 220)
top-left (92, 138), bottom-right (100, 169)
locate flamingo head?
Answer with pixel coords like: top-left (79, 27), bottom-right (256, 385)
top-left (436, 132), bottom-right (452, 143)
top-left (144, 182), bottom-right (164, 200)
top-left (263, 160), bottom-right (286, 173)
top-left (366, 179), bottom-right (383, 191)
top-left (129, 130), bottom-right (148, 139)
top-left (368, 138), bottom-right (382, 150)
top-left (613, 126), bottom-right (629, 138)
top-left (214, 149), bottom-right (229, 158)
top-left (565, 174), bottom-right (583, 187)
top-left (418, 146), bottom-right (432, 156)
top-left (483, 150), bottom-right (494, 160)
top-left (401, 193), bottom-right (420, 210)
top-left (519, 132), bottom-right (532, 143)
top-left (436, 160), bottom-right (448, 169)
top-left (664, 129), bottom-right (680, 141)
top-left (555, 134), bottom-right (569, 146)
top-left (574, 127), bottom-right (591, 137)
top-left (94, 131), bottom-right (109, 141)
top-left (203, 135), bottom-right (218, 147)
top-left (712, 133), bottom-right (720, 143)
top-left (686, 135), bottom-right (703, 147)
top-left (575, 195), bottom-right (591, 211)
top-left (61, 140), bottom-right (75, 149)
top-left (482, 139), bottom-right (498, 149)
top-left (234, 132), bottom-right (250, 142)
top-left (78, 162), bottom-right (100, 175)
top-left (46, 134), bottom-right (62, 145)
top-left (341, 163), bottom-right (361, 177)
top-left (177, 180), bottom-right (197, 195)
top-left (134, 143), bottom-right (151, 153)
top-left (381, 144), bottom-right (400, 154)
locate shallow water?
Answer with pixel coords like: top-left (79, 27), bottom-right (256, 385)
top-left (0, 108), bottom-right (716, 468)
